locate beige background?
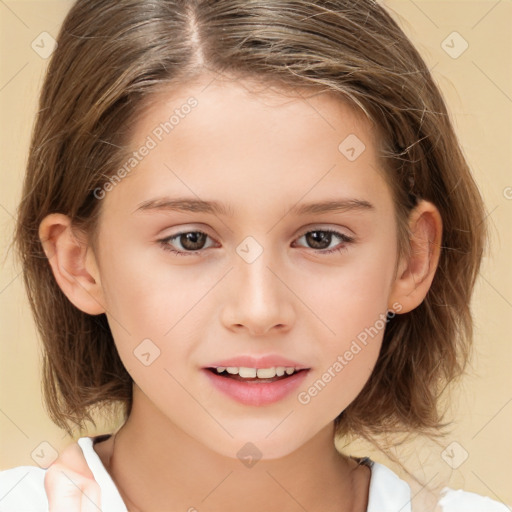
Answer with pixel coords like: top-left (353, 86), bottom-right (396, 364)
top-left (1, 0), bottom-right (511, 506)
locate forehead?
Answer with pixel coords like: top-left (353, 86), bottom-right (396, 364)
top-left (102, 74), bottom-right (391, 219)
top-left (135, 75), bottom-right (377, 151)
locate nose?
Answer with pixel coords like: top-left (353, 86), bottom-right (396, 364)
top-left (220, 248), bottom-right (296, 337)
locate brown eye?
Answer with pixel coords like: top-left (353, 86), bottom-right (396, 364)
top-left (304, 231), bottom-right (333, 249)
top-left (178, 232), bottom-right (208, 251)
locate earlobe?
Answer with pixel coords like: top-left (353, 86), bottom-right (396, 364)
top-left (388, 200), bottom-right (443, 314)
top-left (39, 213), bottom-right (106, 315)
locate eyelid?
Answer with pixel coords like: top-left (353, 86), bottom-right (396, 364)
top-left (295, 223), bottom-right (355, 239)
top-left (157, 224), bottom-right (218, 243)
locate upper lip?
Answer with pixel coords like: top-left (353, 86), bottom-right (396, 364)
top-left (205, 355), bottom-right (310, 370)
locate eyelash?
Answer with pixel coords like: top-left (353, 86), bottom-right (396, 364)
top-left (158, 229), bottom-right (354, 257)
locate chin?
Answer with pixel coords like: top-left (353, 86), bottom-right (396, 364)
top-left (204, 425), bottom-right (315, 462)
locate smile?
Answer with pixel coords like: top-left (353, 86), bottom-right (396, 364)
top-left (203, 366), bottom-right (310, 406)
top-left (214, 366), bottom-right (300, 379)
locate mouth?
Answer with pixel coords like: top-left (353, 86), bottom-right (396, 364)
top-left (206, 366), bottom-right (307, 383)
top-left (203, 365), bottom-right (310, 406)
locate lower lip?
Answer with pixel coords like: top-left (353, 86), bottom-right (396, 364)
top-left (203, 369), bottom-right (309, 406)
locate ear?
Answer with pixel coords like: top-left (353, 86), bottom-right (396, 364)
top-left (39, 213), bottom-right (105, 315)
top-left (388, 200), bottom-right (442, 314)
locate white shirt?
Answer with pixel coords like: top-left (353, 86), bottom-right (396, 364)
top-left (0, 436), bottom-right (509, 511)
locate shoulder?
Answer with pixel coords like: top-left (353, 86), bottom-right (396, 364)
top-left (366, 460), bottom-right (412, 511)
top-left (366, 459), bottom-right (510, 512)
top-left (0, 465), bottom-right (48, 512)
top-left (437, 487), bottom-right (510, 512)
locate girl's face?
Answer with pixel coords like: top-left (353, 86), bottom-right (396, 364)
top-left (92, 75), bottom-right (402, 459)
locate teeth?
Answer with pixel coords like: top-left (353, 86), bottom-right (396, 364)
top-left (215, 366), bottom-right (298, 378)
top-left (256, 368), bottom-right (275, 379)
top-left (239, 367), bottom-right (257, 378)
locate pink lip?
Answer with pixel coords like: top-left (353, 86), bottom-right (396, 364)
top-left (203, 368), bottom-right (309, 406)
top-left (205, 355), bottom-right (309, 370)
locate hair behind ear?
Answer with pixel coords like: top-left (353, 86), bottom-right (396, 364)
top-left (16, 209), bottom-right (133, 434)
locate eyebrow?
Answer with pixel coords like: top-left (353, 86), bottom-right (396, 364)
top-left (133, 197), bottom-right (374, 216)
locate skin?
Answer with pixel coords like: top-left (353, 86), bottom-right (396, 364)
top-left (40, 74), bottom-right (442, 512)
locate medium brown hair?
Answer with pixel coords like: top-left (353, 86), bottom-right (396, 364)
top-left (15, 0), bottom-right (486, 441)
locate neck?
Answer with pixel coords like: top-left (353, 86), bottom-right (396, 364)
top-left (95, 387), bottom-right (370, 512)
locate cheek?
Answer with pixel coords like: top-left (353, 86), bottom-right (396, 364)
top-left (97, 229), bottom-right (215, 337)
top-left (93, 232), bottom-right (198, 391)
top-left (293, 242), bottom-right (396, 416)
top-left (295, 289), bottom-right (386, 428)
top-left (298, 241), bottom-right (396, 344)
